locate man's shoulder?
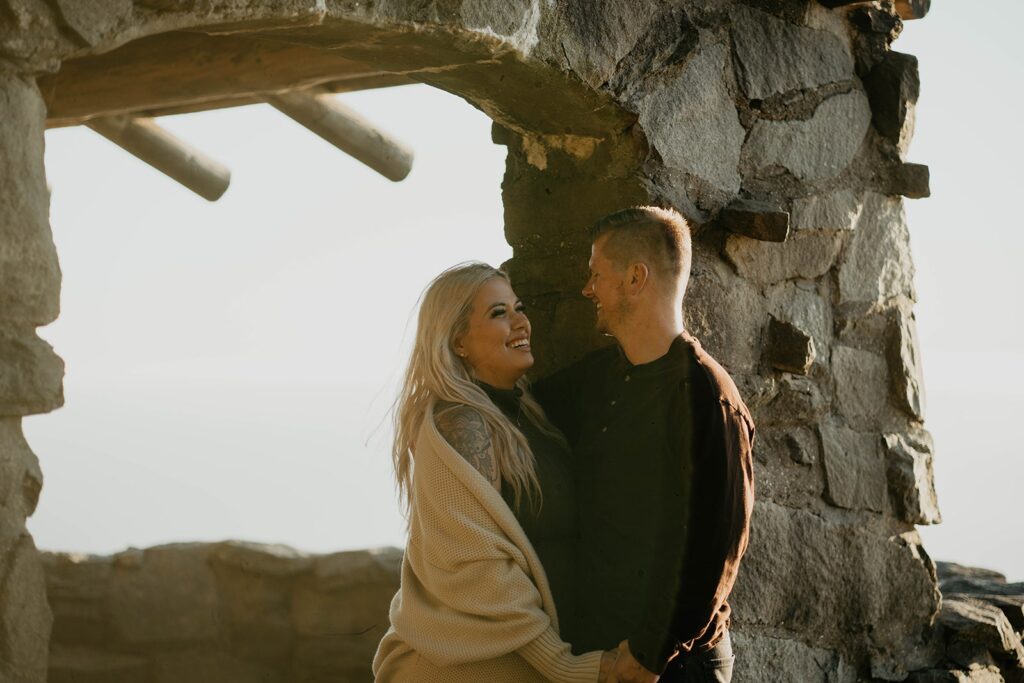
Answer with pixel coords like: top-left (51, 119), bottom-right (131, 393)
top-left (680, 335), bottom-right (752, 422)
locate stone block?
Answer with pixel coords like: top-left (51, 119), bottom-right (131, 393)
top-left (820, 423), bottom-right (886, 512)
top-left (743, 90), bottom-right (872, 180)
top-left (0, 75), bottom-right (61, 325)
top-left (832, 344), bottom-right (889, 429)
top-left (51, 0), bottom-right (134, 46)
top-left (894, 162), bottom-right (931, 199)
top-left (940, 598), bottom-right (1024, 665)
top-left (0, 533), bottom-right (52, 682)
top-left (889, 305), bottom-right (927, 420)
top-left (684, 256), bottom-right (765, 373)
top-left (751, 427), bottom-right (824, 508)
top-left (764, 316), bottom-right (816, 374)
top-left (865, 51), bottom-right (919, 156)
top-left (718, 198), bottom-right (790, 242)
top-left (108, 544), bottom-right (221, 644)
top-left (732, 501), bottom-right (939, 658)
top-left (884, 431), bottom-right (941, 525)
top-left (0, 326), bottom-right (64, 417)
top-left (730, 6), bottom-right (854, 100)
top-left (765, 281), bottom-right (832, 360)
top-left (838, 192), bottom-right (915, 306)
top-left (723, 230), bottom-right (844, 284)
top-left (792, 190), bottom-right (863, 231)
top-left (639, 42), bottom-right (746, 197)
top-left (757, 374), bottom-right (829, 426)
top-left (731, 630), bottom-right (856, 683)
top-left (0, 418), bottom-right (43, 518)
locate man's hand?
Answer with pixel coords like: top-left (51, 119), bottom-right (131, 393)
top-left (611, 640), bottom-right (659, 683)
top-left (598, 649), bottom-right (619, 683)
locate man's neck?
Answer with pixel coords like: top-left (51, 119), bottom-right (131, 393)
top-left (614, 308), bottom-right (684, 365)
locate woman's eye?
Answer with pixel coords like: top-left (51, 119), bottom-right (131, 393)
top-left (490, 308), bottom-right (506, 318)
top-left (516, 304), bottom-right (527, 313)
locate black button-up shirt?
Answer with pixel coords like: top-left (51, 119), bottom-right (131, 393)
top-left (533, 333), bottom-right (755, 673)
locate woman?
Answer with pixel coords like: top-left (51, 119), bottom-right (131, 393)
top-left (373, 263), bottom-right (617, 682)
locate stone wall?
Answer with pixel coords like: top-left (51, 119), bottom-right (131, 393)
top-left (40, 543), bottom-right (400, 683)
top-left (0, 0), bottom-right (958, 681)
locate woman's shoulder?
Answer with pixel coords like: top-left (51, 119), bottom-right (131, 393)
top-left (431, 401), bottom-right (499, 485)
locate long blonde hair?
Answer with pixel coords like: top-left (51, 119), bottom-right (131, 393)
top-left (393, 262), bottom-right (558, 512)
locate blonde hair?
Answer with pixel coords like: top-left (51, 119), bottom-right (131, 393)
top-left (393, 262), bottom-right (557, 512)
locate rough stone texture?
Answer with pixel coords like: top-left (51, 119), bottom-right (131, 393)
top-left (731, 630), bottom-right (857, 683)
top-left (42, 543), bottom-right (402, 683)
top-left (0, 75), bottom-right (62, 325)
top-left (820, 423), bottom-right (887, 512)
top-left (865, 50), bottom-right (920, 157)
top-left (639, 41), bottom-right (746, 201)
top-left (719, 198), bottom-right (790, 242)
top-left (731, 501), bottom-right (939, 667)
top-left (0, 418), bottom-right (51, 683)
top-left (764, 316), bottom-right (816, 374)
top-left (743, 90), bottom-right (873, 180)
top-left (885, 430), bottom-right (941, 525)
top-left (724, 230), bottom-right (844, 283)
top-left (0, 326), bottom-right (65, 416)
top-left (0, 2), bottom-right (953, 680)
top-left (765, 280), bottom-right (832, 362)
top-left (793, 190), bottom-right (864, 231)
top-left (730, 5), bottom-right (855, 100)
top-left (890, 303), bottom-right (928, 420)
top-left (832, 344), bottom-right (890, 429)
top-left (839, 192), bottom-right (916, 306)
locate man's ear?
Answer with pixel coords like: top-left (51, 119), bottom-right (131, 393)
top-left (628, 262), bottom-right (650, 294)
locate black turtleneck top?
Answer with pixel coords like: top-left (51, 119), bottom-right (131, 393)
top-left (478, 382), bottom-right (579, 632)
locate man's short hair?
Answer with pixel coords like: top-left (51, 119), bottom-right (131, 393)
top-left (590, 206), bottom-right (693, 296)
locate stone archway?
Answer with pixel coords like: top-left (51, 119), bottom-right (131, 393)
top-left (1, 1), bottom-right (951, 681)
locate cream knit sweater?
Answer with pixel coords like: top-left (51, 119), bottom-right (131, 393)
top-left (372, 408), bottom-right (603, 682)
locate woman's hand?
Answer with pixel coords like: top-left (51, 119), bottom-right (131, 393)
top-left (598, 649), bottom-right (620, 683)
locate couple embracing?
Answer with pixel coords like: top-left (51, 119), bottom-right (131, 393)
top-left (373, 207), bottom-right (756, 682)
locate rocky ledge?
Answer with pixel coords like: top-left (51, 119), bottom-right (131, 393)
top-left (910, 562), bottom-right (1024, 683)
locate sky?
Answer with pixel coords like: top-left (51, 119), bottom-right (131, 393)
top-left (25, 2), bottom-right (1023, 581)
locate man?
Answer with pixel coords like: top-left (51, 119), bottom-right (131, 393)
top-left (534, 206), bottom-right (755, 683)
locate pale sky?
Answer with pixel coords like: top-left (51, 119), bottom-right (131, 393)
top-left (25, 3), bottom-right (1023, 581)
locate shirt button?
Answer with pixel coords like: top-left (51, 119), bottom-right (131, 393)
top-left (601, 426), bottom-right (608, 433)
top-left (625, 375), bottom-right (631, 382)
top-left (610, 400), bottom-right (617, 406)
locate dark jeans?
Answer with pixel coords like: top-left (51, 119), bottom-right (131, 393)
top-left (660, 631), bottom-right (734, 683)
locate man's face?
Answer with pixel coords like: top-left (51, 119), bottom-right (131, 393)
top-left (582, 236), bottom-right (630, 335)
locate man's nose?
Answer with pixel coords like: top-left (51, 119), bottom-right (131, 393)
top-left (582, 281), bottom-right (593, 298)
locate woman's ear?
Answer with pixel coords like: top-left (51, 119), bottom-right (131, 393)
top-left (453, 337), bottom-right (467, 358)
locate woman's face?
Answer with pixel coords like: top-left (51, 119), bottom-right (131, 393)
top-left (455, 277), bottom-right (533, 389)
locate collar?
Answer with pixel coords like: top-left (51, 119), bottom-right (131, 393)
top-left (476, 380), bottom-right (523, 415)
top-left (613, 333), bottom-right (694, 379)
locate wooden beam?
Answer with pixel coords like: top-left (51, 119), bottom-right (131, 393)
top-left (266, 90), bottom-right (413, 182)
top-left (87, 115), bottom-right (231, 201)
top-left (41, 31), bottom-right (399, 127)
top-left (895, 0), bottom-right (930, 20)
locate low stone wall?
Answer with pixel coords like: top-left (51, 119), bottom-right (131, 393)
top-left (41, 543), bottom-right (401, 683)
top-left (43, 542), bottom-right (1023, 683)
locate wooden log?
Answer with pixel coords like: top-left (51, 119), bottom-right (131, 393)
top-left (86, 115), bottom-right (231, 201)
top-left (267, 89), bottom-right (413, 182)
top-left (895, 0), bottom-right (930, 20)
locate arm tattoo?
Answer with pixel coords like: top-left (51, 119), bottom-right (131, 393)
top-left (435, 403), bottom-right (499, 485)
